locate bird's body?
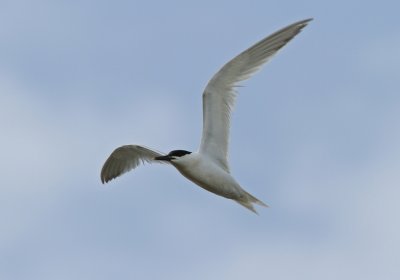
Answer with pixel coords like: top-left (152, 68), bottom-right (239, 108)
top-left (170, 152), bottom-right (266, 212)
top-left (101, 18), bottom-right (312, 214)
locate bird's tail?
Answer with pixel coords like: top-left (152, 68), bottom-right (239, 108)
top-left (235, 191), bottom-right (268, 215)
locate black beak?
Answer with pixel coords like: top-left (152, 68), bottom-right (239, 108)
top-left (154, 155), bottom-right (173, 161)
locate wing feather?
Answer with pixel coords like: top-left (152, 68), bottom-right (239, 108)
top-left (199, 19), bottom-right (312, 171)
top-left (100, 145), bottom-right (166, 183)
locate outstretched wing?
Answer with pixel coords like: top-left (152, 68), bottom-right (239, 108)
top-left (199, 18), bottom-right (312, 172)
top-left (100, 145), bottom-right (167, 183)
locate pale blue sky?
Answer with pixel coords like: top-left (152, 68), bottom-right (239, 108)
top-left (1, 1), bottom-right (400, 279)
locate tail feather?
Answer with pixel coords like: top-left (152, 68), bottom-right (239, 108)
top-left (235, 191), bottom-right (268, 214)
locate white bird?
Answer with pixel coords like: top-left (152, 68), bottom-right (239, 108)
top-left (101, 18), bottom-right (312, 214)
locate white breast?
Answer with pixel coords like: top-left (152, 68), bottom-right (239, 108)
top-left (171, 153), bottom-right (245, 199)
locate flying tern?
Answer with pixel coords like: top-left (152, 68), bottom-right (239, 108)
top-left (101, 18), bottom-right (312, 214)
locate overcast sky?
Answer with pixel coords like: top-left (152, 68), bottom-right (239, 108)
top-left (1, 1), bottom-right (400, 279)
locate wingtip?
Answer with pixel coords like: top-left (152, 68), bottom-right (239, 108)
top-left (100, 174), bottom-right (111, 184)
top-left (299, 18), bottom-right (313, 24)
top-left (293, 18), bottom-right (313, 29)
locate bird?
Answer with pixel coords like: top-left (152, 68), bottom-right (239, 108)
top-left (101, 18), bottom-right (312, 214)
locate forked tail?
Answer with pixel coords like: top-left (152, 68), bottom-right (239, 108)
top-left (235, 191), bottom-right (268, 214)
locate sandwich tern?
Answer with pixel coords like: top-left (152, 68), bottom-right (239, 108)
top-left (101, 18), bottom-right (312, 213)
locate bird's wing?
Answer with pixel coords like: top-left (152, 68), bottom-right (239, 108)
top-left (199, 18), bottom-right (312, 172)
top-left (100, 145), bottom-right (167, 183)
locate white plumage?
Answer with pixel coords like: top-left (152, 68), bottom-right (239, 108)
top-left (101, 18), bottom-right (312, 213)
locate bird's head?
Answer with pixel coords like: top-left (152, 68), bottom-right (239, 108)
top-left (154, 150), bottom-right (192, 162)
